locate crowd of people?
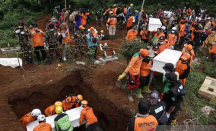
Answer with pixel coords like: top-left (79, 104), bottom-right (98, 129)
top-left (19, 94), bottom-right (105, 131)
top-left (13, 2), bottom-right (216, 131)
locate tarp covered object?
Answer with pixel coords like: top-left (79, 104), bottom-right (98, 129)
top-left (0, 58), bottom-right (22, 68)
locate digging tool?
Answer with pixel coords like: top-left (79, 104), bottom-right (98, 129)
top-left (115, 79), bottom-right (122, 88)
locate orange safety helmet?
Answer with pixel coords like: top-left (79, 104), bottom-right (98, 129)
top-left (77, 94), bottom-right (83, 101)
top-left (184, 44), bottom-right (193, 51)
top-left (181, 53), bottom-right (191, 60)
top-left (81, 100), bottom-right (88, 108)
top-left (140, 49), bottom-right (149, 57)
top-left (79, 25), bottom-right (85, 30)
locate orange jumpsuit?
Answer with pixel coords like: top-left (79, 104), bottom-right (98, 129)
top-left (157, 40), bottom-right (170, 54)
top-left (210, 45), bottom-right (216, 54)
top-left (190, 22), bottom-right (197, 32)
top-left (187, 9), bottom-right (192, 16)
top-left (103, 8), bottom-right (111, 15)
top-left (175, 60), bottom-right (190, 85)
top-left (19, 112), bottom-right (35, 127)
top-left (140, 30), bottom-right (149, 40)
top-left (30, 29), bottom-right (44, 47)
top-left (33, 122), bottom-right (52, 131)
top-left (179, 24), bottom-right (186, 37)
top-left (44, 105), bottom-right (56, 117)
top-left (154, 32), bottom-right (165, 43)
top-left (79, 106), bottom-right (98, 125)
top-left (167, 33), bottom-right (177, 46)
top-left (81, 13), bottom-right (90, 26)
top-left (127, 17), bottom-right (133, 28)
top-left (140, 61), bottom-right (152, 77)
top-left (126, 29), bottom-right (138, 42)
top-left (62, 96), bottom-right (80, 111)
top-left (113, 7), bottom-right (117, 16)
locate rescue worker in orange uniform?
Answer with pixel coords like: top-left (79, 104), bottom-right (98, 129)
top-left (127, 98), bottom-right (158, 131)
top-left (182, 44), bottom-right (195, 61)
top-left (33, 115), bottom-right (52, 131)
top-left (210, 44), bottom-right (216, 61)
top-left (190, 18), bottom-right (198, 33)
top-left (118, 49), bottom-right (149, 91)
top-left (123, 5), bottom-right (127, 15)
top-left (126, 14), bottom-right (133, 31)
top-left (140, 26), bottom-right (149, 43)
top-left (186, 8), bottom-right (192, 18)
top-left (62, 94), bottom-right (83, 111)
top-left (81, 11), bottom-right (90, 27)
top-left (106, 11), bottom-right (117, 41)
top-left (44, 101), bottom-right (62, 117)
top-left (152, 28), bottom-right (165, 46)
top-left (137, 51), bottom-right (153, 98)
top-left (113, 4), bottom-right (117, 16)
top-left (60, 22), bottom-right (71, 61)
top-left (175, 53), bottom-right (191, 85)
top-left (157, 37), bottom-right (170, 54)
top-left (178, 21), bottom-right (186, 48)
top-left (126, 26), bottom-right (138, 42)
top-left (167, 30), bottom-right (177, 48)
top-left (79, 100), bottom-right (99, 130)
top-left (19, 109), bottom-right (41, 128)
top-left (30, 23), bottom-right (47, 64)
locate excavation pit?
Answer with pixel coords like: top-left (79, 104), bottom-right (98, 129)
top-left (7, 69), bottom-right (131, 131)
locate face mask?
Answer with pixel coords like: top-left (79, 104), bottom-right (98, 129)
top-left (133, 29), bottom-right (136, 31)
top-left (81, 30), bottom-right (85, 34)
top-left (195, 20), bottom-right (197, 22)
top-left (50, 29), bottom-right (54, 31)
top-left (171, 31), bottom-right (175, 33)
top-left (34, 28), bottom-right (38, 30)
top-left (143, 28), bottom-right (146, 30)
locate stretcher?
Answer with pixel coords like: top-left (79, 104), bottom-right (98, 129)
top-left (151, 49), bottom-right (182, 74)
top-left (26, 106), bottom-right (86, 131)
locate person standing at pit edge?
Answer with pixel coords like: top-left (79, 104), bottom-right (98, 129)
top-left (106, 11), bottom-right (117, 41)
top-left (127, 98), bottom-right (158, 131)
top-left (30, 23), bottom-right (47, 64)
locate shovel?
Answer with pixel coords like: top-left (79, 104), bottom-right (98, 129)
top-left (116, 79), bottom-right (122, 88)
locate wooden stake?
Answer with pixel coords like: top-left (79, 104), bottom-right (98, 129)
top-left (137, 0), bottom-right (146, 30)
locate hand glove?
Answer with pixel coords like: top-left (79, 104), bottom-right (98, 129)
top-left (32, 31), bottom-right (36, 35)
top-left (166, 112), bottom-right (170, 118)
top-left (15, 29), bottom-right (20, 34)
top-left (118, 72), bottom-right (127, 80)
top-left (20, 31), bottom-right (25, 35)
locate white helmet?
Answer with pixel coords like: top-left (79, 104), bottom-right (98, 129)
top-left (87, 29), bottom-right (90, 32)
top-left (96, 31), bottom-right (98, 34)
top-left (161, 26), bottom-right (166, 30)
top-left (31, 109), bottom-right (41, 116)
top-left (172, 27), bottom-right (177, 31)
top-left (37, 114), bottom-right (46, 122)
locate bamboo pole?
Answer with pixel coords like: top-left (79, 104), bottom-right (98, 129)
top-left (65, 0), bottom-right (67, 9)
top-left (137, 0), bottom-right (145, 30)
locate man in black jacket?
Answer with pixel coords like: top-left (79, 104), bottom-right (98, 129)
top-left (162, 73), bottom-right (184, 127)
top-left (193, 26), bottom-right (206, 55)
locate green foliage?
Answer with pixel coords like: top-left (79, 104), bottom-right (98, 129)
top-left (86, 48), bottom-right (95, 64)
top-left (0, 39), bottom-right (18, 47)
top-left (120, 40), bottom-right (147, 63)
top-left (202, 59), bottom-right (216, 78)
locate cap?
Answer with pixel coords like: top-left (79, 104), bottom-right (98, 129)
top-left (163, 63), bottom-right (175, 72)
top-left (79, 25), bottom-right (85, 30)
top-left (140, 49), bottom-right (149, 58)
top-left (18, 21), bottom-right (24, 26)
top-left (184, 44), bottom-right (193, 51)
top-left (181, 52), bottom-right (191, 60)
top-left (150, 90), bottom-right (159, 105)
top-left (159, 36), bottom-right (165, 40)
top-left (165, 72), bottom-right (177, 81)
top-left (49, 24), bottom-right (54, 28)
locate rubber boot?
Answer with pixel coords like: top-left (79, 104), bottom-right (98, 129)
top-left (142, 86), bottom-right (151, 93)
top-left (147, 83), bottom-right (152, 92)
top-left (136, 88), bottom-right (144, 98)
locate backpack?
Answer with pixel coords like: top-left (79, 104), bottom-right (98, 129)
top-left (157, 108), bottom-right (168, 125)
top-left (178, 84), bottom-right (185, 96)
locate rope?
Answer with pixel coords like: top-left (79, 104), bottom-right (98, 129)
top-left (183, 113), bottom-right (205, 131)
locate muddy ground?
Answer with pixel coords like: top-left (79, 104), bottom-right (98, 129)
top-left (0, 15), bottom-right (188, 131)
